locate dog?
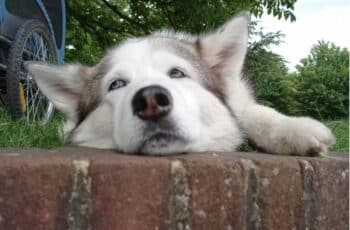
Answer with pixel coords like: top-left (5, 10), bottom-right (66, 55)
top-left (26, 11), bottom-right (335, 156)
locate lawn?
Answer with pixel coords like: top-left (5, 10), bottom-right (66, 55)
top-left (0, 108), bottom-right (348, 153)
top-left (326, 119), bottom-right (349, 153)
top-left (0, 108), bottom-right (65, 148)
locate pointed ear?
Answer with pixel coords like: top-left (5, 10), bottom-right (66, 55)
top-left (196, 11), bottom-right (249, 79)
top-left (25, 62), bottom-right (87, 121)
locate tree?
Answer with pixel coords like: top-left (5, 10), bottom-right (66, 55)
top-left (245, 25), bottom-right (297, 114)
top-left (65, 0), bottom-right (297, 64)
top-left (294, 41), bottom-right (349, 120)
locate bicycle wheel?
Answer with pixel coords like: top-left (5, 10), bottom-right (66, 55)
top-left (6, 20), bottom-right (57, 123)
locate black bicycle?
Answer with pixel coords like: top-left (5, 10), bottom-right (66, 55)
top-left (0, 0), bottom-right (66, 123)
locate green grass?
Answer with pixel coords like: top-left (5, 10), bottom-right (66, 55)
top-left (326, 120), bottom-right (349, 153)
top-left (0, 108), bottom-right (65, 148)
top-left (0, 108), bottom-right (348, 153)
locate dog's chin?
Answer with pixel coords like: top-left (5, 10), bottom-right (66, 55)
top-left (138, 132), bottom-right (188, 155)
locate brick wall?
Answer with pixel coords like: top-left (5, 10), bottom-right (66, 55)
top-left (0, 148), bottom-right (348, 230)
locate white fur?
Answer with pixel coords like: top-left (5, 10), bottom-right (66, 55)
top-left (26, 12), bottom-right (335, 156)
top-left (25, 63), bottom-right (83, 121)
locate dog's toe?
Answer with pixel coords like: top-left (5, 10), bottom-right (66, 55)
top-left (294, 118), bottom-right (335, 156)
top-left (274, 117), bottom-right (336, 157)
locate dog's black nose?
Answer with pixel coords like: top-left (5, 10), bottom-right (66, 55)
top-left (132, 85), bottom-right (173, 120)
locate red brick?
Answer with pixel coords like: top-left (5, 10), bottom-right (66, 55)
top-left (177, 153), bottom-right (246, 230)
top-left (0, 155), bottom-right (73, 230)
top-left (310, 157), bottom-right (349, 230)
top-left (0, 148), bottom-right (348, 230)
top-left (89, 154), bottom-right (171, 230)
top-left (245, 154), bottom-right (306, 230)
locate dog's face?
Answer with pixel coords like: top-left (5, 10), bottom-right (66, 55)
top-left (27, 12), bottom-right (249, 155)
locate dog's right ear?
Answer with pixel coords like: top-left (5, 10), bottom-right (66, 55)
top-left (25, 62), bottom-right (87, 122)
top-left (196, 12), bottom-right (249, 80)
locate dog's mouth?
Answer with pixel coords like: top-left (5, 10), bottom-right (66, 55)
top-left (148, 132), bottom-right (176, 141)
top-left (137, 131), bottom-right (187, 154)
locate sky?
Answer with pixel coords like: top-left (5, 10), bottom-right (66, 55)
top-left (257, 0), bottom-right (350, 71)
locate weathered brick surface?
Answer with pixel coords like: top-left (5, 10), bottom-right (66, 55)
top-left (0, 151), bottom-right (74, 230)
top-left (178, 154), bottom-right (246, 230)
top-left (310, 158), bottom-right (349, 230)
top-left (89, 154), bottom-right (171, 230)
top-left (0, 148), bottom-right (348, 230)
top-left (255, 157), bottom-right (305, 230)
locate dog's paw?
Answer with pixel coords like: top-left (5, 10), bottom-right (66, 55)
top-left (273, 117), bottom-right (335, 156)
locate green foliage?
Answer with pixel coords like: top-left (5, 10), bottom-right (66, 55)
top-left (246, 33), bottom-right (349, 120)
top-left (294, 41), bottom-right (349, 119)
top-left (245, 26), bottom-right (297, 114)
top-left (65, 19), bottom-right (104, 65)
top-left (65, 0), bottom-right (297, 64)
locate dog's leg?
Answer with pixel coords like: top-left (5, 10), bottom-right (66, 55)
top-left (192, 11), bottom-right (335, 156)
top-left (229, 78), bottom-right (335, 156)
top-left (238, 103), bottom-right (335, 156)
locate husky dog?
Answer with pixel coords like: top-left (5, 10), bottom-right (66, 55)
top-left (26, 12), bottom-right (335, 156)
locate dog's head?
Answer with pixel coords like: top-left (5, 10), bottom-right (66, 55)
top-left (26, 12), bottom-right (249, 154)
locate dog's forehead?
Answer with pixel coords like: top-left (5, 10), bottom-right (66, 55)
top-left (96, 36), bottom-right (225, 101)
top-left (98, 37), bottom-right (202, 74)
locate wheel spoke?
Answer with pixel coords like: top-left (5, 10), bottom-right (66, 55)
top-left (27, 88), bottom-right (39, 106)
top-left (33, 34), bottom-right (42, 60)
top-left (33, 94), bottom-right (40, 121)
top-left (14, 28), bottom-right (56, 123)
top-left (27, 89), bottom-right (35, 121)
top-left (26, 80), bottom-right (30, 116)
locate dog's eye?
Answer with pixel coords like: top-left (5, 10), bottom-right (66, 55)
top-left (108, 79), bottom-right (127, 91)
top-left (168, 68), bottom-right (187, 79)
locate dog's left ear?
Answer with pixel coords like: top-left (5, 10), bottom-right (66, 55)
top-left (25, 62), bottom-right (92, 122)
top-left (196, 11), bottom-right (249, 79)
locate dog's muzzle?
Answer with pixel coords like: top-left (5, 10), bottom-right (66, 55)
top-left (132, 85), bottom-right (173, 120)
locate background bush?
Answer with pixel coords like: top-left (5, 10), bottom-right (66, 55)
top-left (247, 37), bottom-right (349, 120)
top-left (293, 41), bottom-right (349, 120)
